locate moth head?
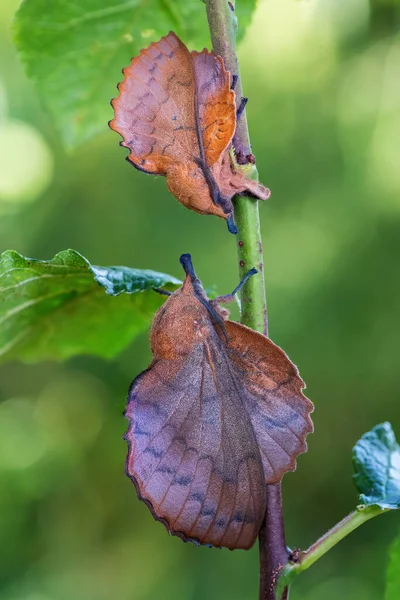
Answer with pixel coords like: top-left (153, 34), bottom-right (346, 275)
top-left (150, 254), bottom-right (226, 359)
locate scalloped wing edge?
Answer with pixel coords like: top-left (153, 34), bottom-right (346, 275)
top-left (109, 31), bottom-right (185, 174)
top-left (123, 366), bottom-right (215, 549)
top-left (225, 320), bottom-right (314, 484)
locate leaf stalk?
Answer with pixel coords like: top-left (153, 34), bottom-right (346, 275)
top-left (276, 505), bottom-right (388, 596)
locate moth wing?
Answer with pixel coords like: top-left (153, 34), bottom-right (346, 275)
top-left (225, 321), bottom-right (314, 484)
top-left (192, 49), bottom-right (236, 166)
top-left (110, 32), bottom-right (198, 174)
top-left (125, 342), bottom-right (266, 550)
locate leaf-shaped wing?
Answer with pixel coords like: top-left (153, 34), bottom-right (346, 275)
top-left (110, 32), bottom-right (198, 175)
top-left (225, 321), bottom-right (314, 484)
top-left (192, 50), bottom-right (236, 165)
top-left (125, 342), bottom-right (266, 550)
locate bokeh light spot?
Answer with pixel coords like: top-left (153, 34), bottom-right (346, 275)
top-left (0, 119), bottom-right (54, 207)
top-left (0, 397), bottom-right (46, 470)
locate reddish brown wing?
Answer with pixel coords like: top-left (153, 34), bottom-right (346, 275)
top-left (192, 50), bottom-right (236, 165)
top-left (110, 32), bottom-right (198, 174)
top-left (110, 33), bottom-right (270, 229)
top-left (125, 338), bottom-right (266, 550)
top-left (224, 321), bottom-right (314, 484)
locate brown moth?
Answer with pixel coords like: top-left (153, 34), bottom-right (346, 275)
top-left (110, 32), bottom-right (270, 234)
top-left (125, 254), bottom-right (314, 550)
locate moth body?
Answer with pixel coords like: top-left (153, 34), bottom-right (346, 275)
top-left (125, 254), bottom-right (314, 549)
top-left (110, 32), bottom-right (270, 233)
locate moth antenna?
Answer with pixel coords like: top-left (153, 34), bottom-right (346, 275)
top-left (231, 267), bottom-right (258, 296)
top-left (213, 267), bottom-right (258, 305)
top-left (153, 288), bottom-right (172, 296)
top-left (227, 213), bottom-right (238, 234)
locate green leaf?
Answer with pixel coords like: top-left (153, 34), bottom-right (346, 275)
top-left (386, 530), bottom-right (400, 600)
top-left (13, 0), bottom-right (257, 149)
top-left (0, 249), bottom-right (181, 363)
top-left (353, 422), bottom-right (400, 510)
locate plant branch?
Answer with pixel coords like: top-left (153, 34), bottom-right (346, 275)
top-left (204, 2), bottom-right (289, 598)
top-left (258, 484), bottom-right (290, 600)
top-left (276, 505), bottom-right (388, 596)
top-left (205, 0), bottom-right (267, 335)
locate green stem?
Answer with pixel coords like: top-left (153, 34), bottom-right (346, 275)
top-left (233, 197), bottom-right (268, 334)
top-left (205, 0), bottom-right (267, 337)
top-left (276, 505), bottom-right (388, 596)
top-left (205, 2), bottom-right (288, 599)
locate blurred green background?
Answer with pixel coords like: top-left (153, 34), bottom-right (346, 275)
top-left (1, 0), bottom-right (400, 598)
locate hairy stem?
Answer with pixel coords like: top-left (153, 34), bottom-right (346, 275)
top-left (276, 505), bottom-right (388, 596)
top-left (204, 1), bottom-right (289, 598)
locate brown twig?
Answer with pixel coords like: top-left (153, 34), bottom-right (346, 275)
top-left (259, 485), bottom-right (290, 600)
